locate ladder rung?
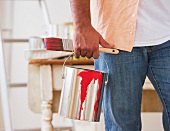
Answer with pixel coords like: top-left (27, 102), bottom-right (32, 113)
top-left (3, 39), bottom-right (29, 43)
top-left (9, 83), bottom-right (27, 87)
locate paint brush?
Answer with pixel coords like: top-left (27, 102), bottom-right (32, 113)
top-left (45, 37), bottom-right (119, 54)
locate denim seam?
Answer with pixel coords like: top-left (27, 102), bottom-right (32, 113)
top-left (136, 120), bottom-right (139, 131)
top-left (149, 66), bottom-right (170, 128)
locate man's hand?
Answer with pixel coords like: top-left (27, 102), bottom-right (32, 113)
top-left (73, 25), bottom-right (113, 59)
top-left (70, 0), bottom-right (112, 58)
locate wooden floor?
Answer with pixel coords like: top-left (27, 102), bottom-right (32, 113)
top-left (142, 89), bottom-right (162, 112)
top-left (12, 113), bottom-right (164, 131)
top-left (15, 127), bottom-right (73, 131)
top-left (142, 77), bottom-right (162, 112)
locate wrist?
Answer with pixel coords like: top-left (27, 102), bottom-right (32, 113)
top-left (73, 18), bottom-right (92, 28)
top-left (74, 22), bottom-right (92, 31)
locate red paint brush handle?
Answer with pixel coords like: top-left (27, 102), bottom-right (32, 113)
top-left (99, 47), bottom-right (119, 54)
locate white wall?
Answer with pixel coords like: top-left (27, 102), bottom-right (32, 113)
top-left (0, 0), bottom-right (72, 130)
top-left (10, 1), bottom-right (45, 84)
top-left (0, 1), bottom-right (13, 130)
top-left (46, 0), bottom-right (72, 24)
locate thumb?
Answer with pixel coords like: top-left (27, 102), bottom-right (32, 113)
top-left (99, 36), bottom-right (113, 48)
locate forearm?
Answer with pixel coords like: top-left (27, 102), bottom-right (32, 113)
top-left (70, 0), bottom-right (91, 29)
top-left (69, 0), bottom-right (112, 58)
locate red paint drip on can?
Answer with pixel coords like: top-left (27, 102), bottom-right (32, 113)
top-left (77, 70), bottom-right (102, 121)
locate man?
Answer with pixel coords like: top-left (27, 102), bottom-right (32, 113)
top-left (69, 0), bottom-right (170, 130)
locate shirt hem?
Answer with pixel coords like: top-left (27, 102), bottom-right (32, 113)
top-left (134, 35), bottom-right (170, 47)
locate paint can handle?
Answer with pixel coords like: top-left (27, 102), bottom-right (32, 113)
top-left (61, 52), bottom-right (74, 79)
top-left (61, 53), bottom-right (109, 85)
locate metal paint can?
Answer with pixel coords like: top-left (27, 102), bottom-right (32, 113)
top-left (29, 36), bottom-right (45, 50)
top-left (58, 54), bottom-right (108, 122)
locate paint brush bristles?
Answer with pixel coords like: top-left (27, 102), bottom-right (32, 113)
top-left (45, 38), bottom-right (64, 51)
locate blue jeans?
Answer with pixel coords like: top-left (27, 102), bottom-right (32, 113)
top-left (94, 40), bottom-right (170, 131)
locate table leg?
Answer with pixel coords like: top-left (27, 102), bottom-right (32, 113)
top-left (41, 101), bottom-right (53, 131)
top-left (40, 65), bottom-right (53, 131)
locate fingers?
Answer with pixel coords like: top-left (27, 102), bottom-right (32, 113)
top-left (99, 36), bottom-right (113, 48)
top-left (74, 46), bottom-right (99, 59)
top-left (81, 48), bottom-right (87, 57)
top-left (93, 50), bottom-right (99, 59)
top-left (74, 35), bottom-right (111, 59)
top-left (75, 47), bottom-right (87, 57)
top-left (86, 48), bottom-right (93, 58)
top-left (74, 47), bottom-right (81, 58)
top-left (73, 31), bottom-right (106, 59)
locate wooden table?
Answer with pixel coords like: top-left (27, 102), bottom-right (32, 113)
top-left (28, 59), bottom-right (94, 131)
top-left (28, 58), bottom-right (162, 131)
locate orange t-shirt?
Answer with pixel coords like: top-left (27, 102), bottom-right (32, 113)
top-left (91, 0), bottom-right (140, 52)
